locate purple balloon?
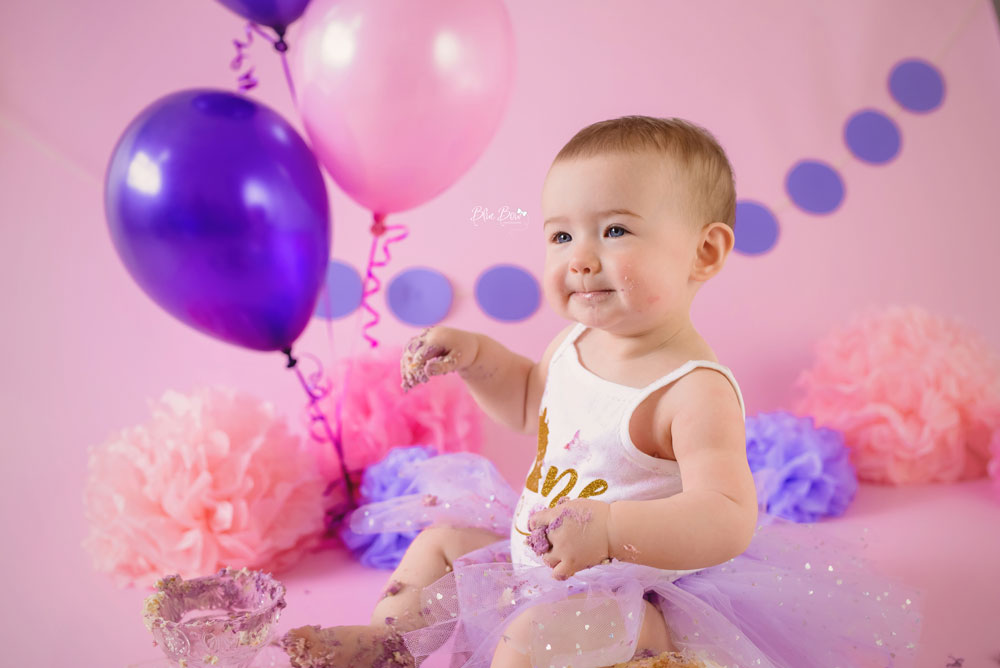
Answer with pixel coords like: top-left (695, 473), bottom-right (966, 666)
top-left (105, 89), bottom-right (330, 351)
top-left (214, 0), bottom-right (312, 33)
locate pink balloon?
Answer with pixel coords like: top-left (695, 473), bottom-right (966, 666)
top-left (293, 0), bottom-right (515, 215)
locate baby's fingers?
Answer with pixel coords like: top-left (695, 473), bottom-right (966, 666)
top-left (400, 330), bottom-right (441, 391)
top-left (400, 352), bottom-right (429, 391)
top-left (550, 558), bottom-right (576, 581)
top-left (425, 351), bottom-right (460, 377)
top-left (527, 507), bottom-right (555, 531)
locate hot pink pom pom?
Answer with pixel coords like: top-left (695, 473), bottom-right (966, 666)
top-left (83, 388), bottom-right (327, 588)
top-left (795, 306), bottom-right (1000, 485)
top-left (313, 346), bottom-right (482, 480)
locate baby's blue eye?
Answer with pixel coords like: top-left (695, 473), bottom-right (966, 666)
top-left (606, 225), bottom-right (627, 238)
top-left (551, 231), bottom-right (572, 244)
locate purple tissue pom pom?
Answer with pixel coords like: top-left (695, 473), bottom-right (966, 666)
top-left (746, 411), bottom-right (858, 523)
top-left (340, 445), bottom-right (437, 568)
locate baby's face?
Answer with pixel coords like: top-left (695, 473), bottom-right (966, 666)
top-left (540, 151), bottom-right (702, 334)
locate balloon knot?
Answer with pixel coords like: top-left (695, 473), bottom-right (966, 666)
top-left (282, 346), bottom-right (298, 368)
top-left (371, 212), bottom-right (387, 237)
top-left (274, 38), bottom-right (288, 53)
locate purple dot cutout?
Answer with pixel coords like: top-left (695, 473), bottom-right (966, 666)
top-left (844, 109), bottom-right (901, 165)
top-left (786, 160), bottom-right (845, 215)
top-left (387, 267), bottom-right (453, 326)
top-left (314, 260), bottom-right (363, 320)
top-left (734, 201), bottom-right (779, 255)
top-left (889, 59), bottom-right (945, 113)
top-left (475, 264), bottom-right (540, 322)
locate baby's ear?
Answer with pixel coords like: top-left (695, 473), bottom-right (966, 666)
top-left (690, 222), bottom-right (735, 282)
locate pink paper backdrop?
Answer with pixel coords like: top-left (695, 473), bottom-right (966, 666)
top-left (2, 1), bottom-right (999, 666)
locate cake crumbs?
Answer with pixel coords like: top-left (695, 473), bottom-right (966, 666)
top-left (526, 524), bottom-right (551, 555)
top-left (525, 505), bottom-right (594, 555)
top-left (382, 580), bottom-right (405, 598)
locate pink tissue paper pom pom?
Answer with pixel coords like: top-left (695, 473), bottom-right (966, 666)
top-left (82, 387), bottom-right (327, 588)
top-left (312, 346), bottom-right (482, 481)
top-left (989, 431), bottom-right (1000, 500)
top-left (795, 306), bottom-right (1000, 485)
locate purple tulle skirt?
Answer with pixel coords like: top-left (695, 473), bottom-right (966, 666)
top-left (349, 453), bottom-right (924, 668)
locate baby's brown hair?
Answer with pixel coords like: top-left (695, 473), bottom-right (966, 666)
top-left (553, 116), bottom-right (736, 230)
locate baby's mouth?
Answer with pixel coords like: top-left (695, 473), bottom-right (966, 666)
top-left (571, 289), bottom-right (615, 302)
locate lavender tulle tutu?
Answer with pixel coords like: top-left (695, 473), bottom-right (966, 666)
top-left (350, 453), bottom-right (924, 668)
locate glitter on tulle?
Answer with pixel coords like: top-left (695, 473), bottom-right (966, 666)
top-left (340, 445), bottom-right (439, 568)
top-left (348, 453), bottom-right (518, 540)
top-left (745, 411), bottom-right (858, 522)
top-left (353, 453), bottom-right (924, 668)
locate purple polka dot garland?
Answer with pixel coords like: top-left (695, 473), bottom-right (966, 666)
top-left (475, 264), bottom-right (540, 322)
top-left (785, 160), bottom-right (845, 215)
top-left (844, 109), bottom-right (901, 165)
top-left (889, 59), bottom-right (945, 113)
top-left (313, 58), bottom-right (945, 318)
top-left (387, 267), bottom-right (454, 326)
top-left (734, 201), bottom-right (780, 256)
top-left (314, 259), bottom-right (363, 320)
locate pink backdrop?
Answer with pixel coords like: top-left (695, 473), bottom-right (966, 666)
top-left (2, 1), bottom-right (999, 666)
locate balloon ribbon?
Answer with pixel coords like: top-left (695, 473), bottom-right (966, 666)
top-left (229, 21), bottom-right (298, 104)
top-left (360, 213), bottom-right (410, 348)
top-left (281, 347), bottom-right (357, 530)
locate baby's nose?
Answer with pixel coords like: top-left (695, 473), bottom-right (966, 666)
top-left (569, 253), bottom-right (600, 274)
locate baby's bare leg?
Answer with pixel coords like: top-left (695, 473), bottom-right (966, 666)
top-left (491, 598), bottom-right (676, 668)
top-left (282, 526), bottom-right (502, 668)
top-left (370, 526), bottom-right (502, 630)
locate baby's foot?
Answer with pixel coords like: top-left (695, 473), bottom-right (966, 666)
top-left (280, 623), bottom-right (414, 668)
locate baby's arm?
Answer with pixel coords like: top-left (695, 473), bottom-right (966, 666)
top-left (402, 324), bottom-right (573, 434)
top-left (531, 369), bottom-right (756, 578)
top-left (459, 332), bottom-right (535, 433)
top-left (607, 370), bottom-right (757, 570)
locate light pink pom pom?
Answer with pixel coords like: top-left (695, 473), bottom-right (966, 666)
top-left (313, 346), bottom-right (482, 480)
top-left (83, 388), bottom-right (326, 588)
top-left (795, 306), bottom-right (1000, 485)
top-left (989, 432), bottom-right (1000, 500)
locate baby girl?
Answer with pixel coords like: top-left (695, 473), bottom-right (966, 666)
top-left (282, 116), bottom-right (922, 668)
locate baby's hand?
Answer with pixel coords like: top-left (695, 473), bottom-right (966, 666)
top-left (400, 326), bottom-right (476, 392)
top-left (527, 498), bottom-right (610, 580)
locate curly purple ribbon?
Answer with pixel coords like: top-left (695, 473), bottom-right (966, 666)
top-left (229, 21), bottom-right (297, 104)
top-left (360, 213), bottom-right (410, 348)
top-left (230, 22), bottom-right (259, 91)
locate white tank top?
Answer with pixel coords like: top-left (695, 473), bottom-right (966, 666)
top-left (509, 323), bottom-right (746, 567)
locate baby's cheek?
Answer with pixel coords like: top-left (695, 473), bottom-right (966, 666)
top-left (618, 267), bottom-right (638, 294)
top-left (540, 274), bottom-right (564, 306)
